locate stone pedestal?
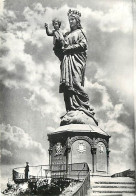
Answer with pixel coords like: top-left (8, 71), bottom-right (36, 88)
top-left (47, 124), bottom-right (110, 175)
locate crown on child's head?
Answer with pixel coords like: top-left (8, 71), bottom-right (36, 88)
top-left (67, 9), bottom-right (81, 18)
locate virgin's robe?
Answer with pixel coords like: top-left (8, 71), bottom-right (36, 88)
top-left (59, 28), bottom-right (94, 116)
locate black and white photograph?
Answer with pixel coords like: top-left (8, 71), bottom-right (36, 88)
top-left (0, 0), bottom-right (136, 195)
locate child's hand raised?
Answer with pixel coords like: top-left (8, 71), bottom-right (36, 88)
top-left (44, 23), bottom-right (48, 28)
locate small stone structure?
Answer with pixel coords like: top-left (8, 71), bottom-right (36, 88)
top-left (48, 124), bottom-right (110, 175)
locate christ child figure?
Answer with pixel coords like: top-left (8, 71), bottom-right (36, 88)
top-left (45, 18), bottom-right (65, 61)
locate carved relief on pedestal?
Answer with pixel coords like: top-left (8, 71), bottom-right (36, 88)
top-left (94, 138), bottom-right (108, 149)
top-left (96, 141), bottom-right (107, 172)
top-left (54, 142), bottom-right (63, 156)
top-left (67, 136), bottom-right (93, 169)
top-left (67, 136), bottom-right (93, 148)
top-left (98, 142), bottom-right (105, 154)
top-left (77, 141), bottom-right (86, 153)
top-left (51, 142), bottom-right (67, 166)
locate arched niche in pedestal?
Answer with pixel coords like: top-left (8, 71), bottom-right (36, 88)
top-left (68, 139), bottom-right (92, 170)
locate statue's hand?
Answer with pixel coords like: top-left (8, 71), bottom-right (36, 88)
top-left (62, 44), bottom-right (82, 54)
top-left (44, 23), bottom-right (48, 29)
top-left (64, 32), bottom-right (70, 37)
top-left (62, 46), bottom-right (72, 53)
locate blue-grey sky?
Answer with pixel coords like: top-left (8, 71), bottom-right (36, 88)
top-left (0, 0), bottom-right (135, 182)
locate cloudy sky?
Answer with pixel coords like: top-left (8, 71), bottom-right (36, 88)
top-left (0, 0), bottom-right (135, 185)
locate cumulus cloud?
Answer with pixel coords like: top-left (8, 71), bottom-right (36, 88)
top-left (76, 2), bottom-right (132, 33)
top-left (85, 80), bottom-right (113, 111)
top-left (1, 149), bottom-right (12, 157)
top-left (0, 9), bottom-right (16, 32)
top-left (99, 2), bottom-right (132, 33)
top-left (24, 89), bottom-right (63, 122)
top-left (106, 120), bottom-right (134, 174)
top-left (46, 126), bottom-right (56, 133)
top-left (85, 78), bottom-right (133, 130)
top-left (0, 124), bottom-right (48, 165)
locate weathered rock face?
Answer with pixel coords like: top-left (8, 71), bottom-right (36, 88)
top-left (60, 110), bottom-right (98, 126)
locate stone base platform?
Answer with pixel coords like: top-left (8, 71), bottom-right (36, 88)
top-left (47, 124), bottom-right (111, 176)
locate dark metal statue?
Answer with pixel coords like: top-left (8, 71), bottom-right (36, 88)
top-left (45, 10), bottom-right (98, 125)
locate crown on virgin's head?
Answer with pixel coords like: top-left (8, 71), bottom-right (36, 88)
top-left (67, 9), bottom-right (81, 17)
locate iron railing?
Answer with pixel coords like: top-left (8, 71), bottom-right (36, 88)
top-left (13, 165), bottom-right (50, 182)
top-left (73, 171), bottom-right (90, 196)
top-left (13, 163), bottom-right (89, 182)
top-left (12, 163), bottom-right (90, 196)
